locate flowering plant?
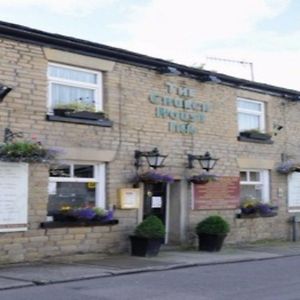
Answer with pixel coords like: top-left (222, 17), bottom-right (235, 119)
top-left (55, 206), bottom-right (110, 221)
top-left (0, 140), bottom-right (57, 163)
top-left (188, 173), bottom-right (218, 184)
top-left (276, 160), bottom-right (300, 174)
top-left (240, 198), bottom-right (278, 217)
top-left (136, 171), bottom-right (174, 184)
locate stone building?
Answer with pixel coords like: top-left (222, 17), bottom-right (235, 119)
top-left (0, 20), bottom-right (300, 263)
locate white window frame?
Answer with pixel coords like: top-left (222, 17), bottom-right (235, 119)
top-left (49, 162), bottom-right (106, 208)
top-left (237, 97), bottom-right (265, 132)
top-left (240, 170), bottom-right (270, 203)
top-left (47, 63), bottom-right (103, 113)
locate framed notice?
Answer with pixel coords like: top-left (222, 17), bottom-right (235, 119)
top-left (0, 162), bottom-right (28, 232)
top-left (118, 188), bottom-right (140, 209)
top-left (288, 172), bottom-right (300, 209)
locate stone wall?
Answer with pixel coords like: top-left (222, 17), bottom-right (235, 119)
top-left (0, 36), bottom-right (298, 263)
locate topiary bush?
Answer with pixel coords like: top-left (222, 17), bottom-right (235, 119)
top-left (196, 215), bottom-right (230, 236)
top-left (134, 215), bottom-right (165, 239)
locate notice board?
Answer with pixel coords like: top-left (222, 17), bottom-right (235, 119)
top-left (288, 172), bottom-right (300, 209)
top-left (193, 176), bottom-right (240, 210)
top-left (0, 162), bottom-right (28, 232)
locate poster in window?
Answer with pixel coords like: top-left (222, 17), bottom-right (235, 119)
top-left (151, 196), bottom-right (162, 208)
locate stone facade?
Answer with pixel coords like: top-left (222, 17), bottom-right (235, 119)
top-left (0, 25), bottom-right (299, 263)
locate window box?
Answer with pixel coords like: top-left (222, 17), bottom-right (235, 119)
top-left (65, 111), bottom-right (106, 120)
top-left (40, 219), bottom-right (119, 229)
top-left (239, 130), bottom-right (272, 141)
top-left (46, 114), bottom-right (113, 127)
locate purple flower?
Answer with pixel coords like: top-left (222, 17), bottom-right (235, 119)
top-left (73, 208), bottom-right (96, 220)
top-left (138, 171), bottom-right (174, 183)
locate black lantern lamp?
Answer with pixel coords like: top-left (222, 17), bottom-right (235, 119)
top-left (188, 152), bottom-right (218, 171)
top-left (0, 84), bottom-right (12, 102)
top-left (135, 148), bottom-right (167, 170)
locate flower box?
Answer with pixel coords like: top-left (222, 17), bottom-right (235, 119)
top-left (239, 131), bottom-right (272, 141)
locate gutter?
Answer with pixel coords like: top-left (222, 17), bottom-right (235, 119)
top-left (0, 20), bottom-right (299, 100)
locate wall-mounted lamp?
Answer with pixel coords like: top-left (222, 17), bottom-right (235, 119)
top-left (199, 74), bottom-right (222, 83)
top-left (187, 152), bottom-right (218, 171)
top-left (157, 66), bottom-right (181, 76)
top-left (0, 84), bottom-right (12, 102)
top-left (135, 148), bottom-right (167, 170)
top-left (273, 123), bottom-right (284, 136)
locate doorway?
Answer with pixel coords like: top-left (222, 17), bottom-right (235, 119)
top-left (143, 182), bottom-right (167, 225)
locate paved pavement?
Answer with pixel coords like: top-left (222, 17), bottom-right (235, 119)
top-left (1, 241), bottom-right (300, 291)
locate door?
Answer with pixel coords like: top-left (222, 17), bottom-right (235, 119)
top-left (143, 182), bottom-right (167, 225)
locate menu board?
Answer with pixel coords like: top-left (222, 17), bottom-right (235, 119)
top-left (288, 172), bottom-right (300, 208)
top-left (0, 162), bottom-right (28, 232)
top-left (193, 176), bottom-right (240, 210)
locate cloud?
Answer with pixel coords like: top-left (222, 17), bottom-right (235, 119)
top-left (112, 0), bottom-right (299, 89)
top-left (117, 0), bottom-right (290, 48)
top-left (0, 0), bottom-right (116, 16)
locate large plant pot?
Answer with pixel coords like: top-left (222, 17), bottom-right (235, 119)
top-left (130, 236), bottom-right (163, 257)
top-left (197, 233), bottom-right (226, 252)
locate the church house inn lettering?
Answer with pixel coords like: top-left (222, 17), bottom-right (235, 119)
top-left (149, 82), bottom-right (211, 134)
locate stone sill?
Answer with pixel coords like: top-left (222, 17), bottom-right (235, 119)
top-left (46, 115), bottom-right (113, 127)
top-left (237, 136), bottom-right (273, 144)
top-left (40, 219), bottom-right (119, 229)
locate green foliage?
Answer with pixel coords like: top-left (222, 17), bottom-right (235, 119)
top-left (134, 215), bottom-right (165, 239)
top-left (196, 215), bottom-right (230, 235)
top-left (92, 207), bottom-right (107, 217)
top-left (54, 101), bottom-right (95, 112)
top-left (0, 141), bottom-right (56, 163)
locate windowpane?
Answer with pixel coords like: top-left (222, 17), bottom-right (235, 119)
top-left (240, 171), bottom-right (247, 181)
top-left (51, 83), bottom-right (94, 106)
top-left (250, 171), bottom-right (260, 182)
top-left (240, 185), bottom-right (262, 201)
top-left (238, 100), bottom-right (261, 112)
top-left (49, 164), bottom-right (70, 177)
top-left (74, 165), bottom-right (94, 178)
top-left (238, 113), bottom-right (260, 131)
top-left (49, 65), bottom-right (97, 84)
top-left (48, 182), bottom-right (96, 215)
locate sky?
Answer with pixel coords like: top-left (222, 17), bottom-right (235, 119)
top-left (0, 0), bottom-right (299, 91)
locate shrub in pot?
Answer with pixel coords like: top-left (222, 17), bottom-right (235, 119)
top-left (196, 215), bottom-right (230, 252)
top-left (130, 215), bottom-right (165, 257)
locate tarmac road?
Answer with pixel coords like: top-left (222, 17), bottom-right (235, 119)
top-left (1, 255), bottom-right (300, 300)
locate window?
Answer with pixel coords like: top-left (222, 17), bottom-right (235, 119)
top-left (237, 98), bottom-right (265, 132)
top-left (240, 170), bottom-right (269, 203)
top-left (48, 163), bottom-right (105, 215)
top-left (47, 63), bottom-right (102, 113)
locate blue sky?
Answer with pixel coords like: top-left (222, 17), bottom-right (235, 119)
top-left (0, 0), bottom-right (299, 90)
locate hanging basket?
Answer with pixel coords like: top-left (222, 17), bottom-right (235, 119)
top-left (136, 171), bottom-right (174, 184)
top-left (188, 174), bottom-right (218, 185)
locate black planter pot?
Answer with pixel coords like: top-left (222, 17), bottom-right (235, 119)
top-left (240, 131), bottom-right (271, 141)
top-left (197, 233), bottom-right (226, 252)
top-left (130, 236), bottom-right (163, 257)
top-left (53, 108), bottom-right (75, 117)
top-left (67, 111), bottom-right (105, 120)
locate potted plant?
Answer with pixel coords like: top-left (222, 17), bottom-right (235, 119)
top-left (239, 129), bottom-right (272, 141)
top-left (276, 160), bottom-right (300, 174)
top-left (196, 215), bottom-right (230, 252)
top-left (130, 215), bottom-right (165, 257)
top-left (188, 173), bottom-right (218, 184)
top-left (53, 101), bottom-right (105, 120)
top-left (0, 140), bottom-right (57, 163)
top-left (238, 199), bottom-right (278, 218)
top-left (136, 171), bottom-right (174, 184)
